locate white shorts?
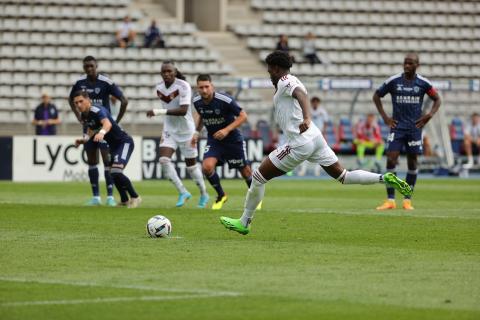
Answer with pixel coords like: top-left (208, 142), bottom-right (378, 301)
top-left (268, 136), bottom-right (338, 173)
top-left (160, 131), bottom-right (198, 159)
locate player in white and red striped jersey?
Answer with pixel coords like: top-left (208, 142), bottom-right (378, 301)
top-left (220, 51), bottom-right (413, 235)
top-left (147, 61), bottom-right (208, 208)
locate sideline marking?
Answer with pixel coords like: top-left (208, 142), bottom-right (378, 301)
top-left (1, 293), bottom-right (230, 307)
top-left (0, 277), bottom-right (241, 297)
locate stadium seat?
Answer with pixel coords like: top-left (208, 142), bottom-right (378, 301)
top-left (255, 120), bottom-right (274, 154)
top-left (323, 120), bottom-right (339, 152)
top-left (338, 118), bottom-right (355, 154)
top-left (449, 118), bottom-right (465, 155)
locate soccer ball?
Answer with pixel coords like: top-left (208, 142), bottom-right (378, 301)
top-left (146, 215), bottom-right (172, 238)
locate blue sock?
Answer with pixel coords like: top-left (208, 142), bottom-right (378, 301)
top-left (207, 172), bottom-right (225, 198)
top-left (88, 166), bottom-right (99, 197)
top-left (111, 172), bottom-right (129, 203)
top-left (386, 170), bottom-right (396, 200)
top-left (113, 172), bottom-right (139, 199)
top-left (104, 169), bottom-right (114, 197)
top-left (405, 170), bottom-right (417, 200)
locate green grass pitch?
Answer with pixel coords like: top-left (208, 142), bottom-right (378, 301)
top-left (1, 178), bottom-right (479, 320)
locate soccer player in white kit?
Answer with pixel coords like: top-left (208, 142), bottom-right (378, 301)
top-left (220, 51), bottom-right (412, 235)
top-left (147, 61), bottom-right (209, 208)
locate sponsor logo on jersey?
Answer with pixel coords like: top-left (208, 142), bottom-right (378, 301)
top-left (203, 117), bottom-right (225, 126)
top-left (395, 96), bottom-right (420, 104)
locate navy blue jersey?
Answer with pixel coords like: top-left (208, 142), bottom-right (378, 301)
top-left (34, 103), bottom-right (58, 135)
top-left (82, 105), bottom-right (129, 148)
top-left (193, 92), bottom-right (243, 143)
top-left (376, 73), bottom-right (437, 130)
top-left (69, 74), bottom-right (123, 113)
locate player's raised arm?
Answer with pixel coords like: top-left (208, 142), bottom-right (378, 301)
top-left (292, 87), bottom-right (311, 133)
top-left (415, 89), bottom-right (441, 128)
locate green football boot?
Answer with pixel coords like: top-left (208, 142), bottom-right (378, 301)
top-left (220, 216), bottom-right (250, 235)
top-left (383, 172), bottom-right (413, 197)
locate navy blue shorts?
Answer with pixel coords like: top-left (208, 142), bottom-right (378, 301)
top-left (84, 138), bottom-right (109, 152)
top-left (204, 139), bottom-right (249, 169)
top-left (386, 129), bottom-right (423, 154)
top-left (110, 137), bottom-right (134, 168)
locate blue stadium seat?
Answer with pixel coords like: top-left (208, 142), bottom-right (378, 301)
top-left (338, 118), bottom-right (355, 154)
top-left (240, 121), bottom-right (253, 139)
top-left (323, 120), bottom-right (339, 151)
top-left (377, 118), bottom-right (390, 141)
top-left (449, 117), bottom-right (465, 154)
top-left (255, 120), bottom-right (274, 153)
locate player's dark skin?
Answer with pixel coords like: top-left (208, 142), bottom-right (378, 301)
top-left (69, 60), bottom-right (128, 168)
top-left (192, 79), bottom-right (251, 179)
top-left (373, 53), bottom-right (441, 173)
top-left (257, 64), bottom-right (347, 181)
top-left (146, 63), bottom-right (196, 167)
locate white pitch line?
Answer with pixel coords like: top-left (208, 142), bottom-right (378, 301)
top-left (0, 293), bottom-right (229, 307)
top-left (290, 208), bottom-right (480, 219)
top-left (0, 277), bottom-right (241, 297)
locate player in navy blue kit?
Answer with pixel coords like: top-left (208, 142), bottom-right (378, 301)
top-left (69, 56), bottom-right (129, 207)
top-left (191, 74), bottom-right (255, 210)
top-left (374, 52), bottom-right (441, 210)
top-left (72, 91), bottom-right (141, 208)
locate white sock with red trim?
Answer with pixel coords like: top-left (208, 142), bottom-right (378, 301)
top-left (240, 170), bottom-right (267, 227)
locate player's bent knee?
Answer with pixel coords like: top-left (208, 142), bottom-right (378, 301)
top-left (111, 167), bottom-right (124, 174)
top-left (159, 156), bottom-right (171, 165)
top-left (110, 168), bottom-right (124, 183)
top-left (335, 169), bottom-right (348, 184)
top-left (202, 163), bottom-right (214, 176)
top-left (252, 170), bottom-right (268, 186)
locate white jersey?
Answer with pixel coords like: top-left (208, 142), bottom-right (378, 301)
top-left (156, 78), bottom-right (195, 140)
top-left (464, 122), bottom-right (480, 140)
top-left (311, 107), bottom-right (329, 132)
top-left (273, 74), bottom-right (321, 147)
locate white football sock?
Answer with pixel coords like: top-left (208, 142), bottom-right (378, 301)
top-left (160, 156), bottom-right (187, 194)
top-left (240, 170), bottom-right (268, 227)
top-left (337, 169), bottom-right (381, 185)
top-left (186, 164), bottom-right (207, 196)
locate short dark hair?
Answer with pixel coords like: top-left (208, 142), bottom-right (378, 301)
top-left (265, 50), bottom-right (293, 69)
top-left (72, 90), bottom-right (90, 99)
top-left (196, 74), bottom-right (212, 83)
top-left (405, 52), bottom-right (419, 63)
top-left (311, 96), bottom-right (321, 103)
top-left (83, 56), bottom-right (96, 63)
